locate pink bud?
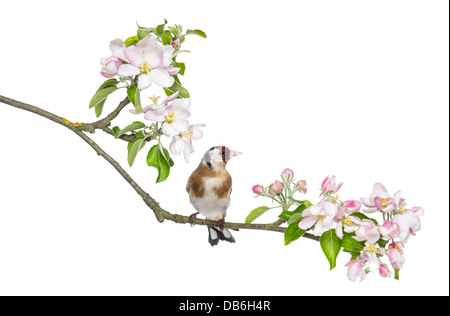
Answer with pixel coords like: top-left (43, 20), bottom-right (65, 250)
top-left (321, 175), bottom-right (343, 194)
top-left (379, 264), bottom-right (391, 278)
top-left (380, 221), bottom-right (400, 239)
top-left (295, 180), bottom-right (307, 193)
top-left (270, 180), bottom-right (284, 194)
top-left (252, 185), bottom-right (263, 195)
top-left (342, 200), bottom-right (361, 213)
top-left (281, 168), bottom-right (294, 182)
top-left (171, 42), bottom-right (179, 49)
top-left (100, 57), bottom-right (122, 78)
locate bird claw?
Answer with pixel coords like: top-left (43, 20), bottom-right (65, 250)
top-left (216, 218), bottom-right (225, 230)
top-left (189, 212), bottom-right (199, 227)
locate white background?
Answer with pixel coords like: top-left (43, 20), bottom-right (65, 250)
top-left (0, 0), bottom-right (448, 296)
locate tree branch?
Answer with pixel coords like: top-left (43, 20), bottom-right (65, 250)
top-left (0, 94), bottom-right (320, 242)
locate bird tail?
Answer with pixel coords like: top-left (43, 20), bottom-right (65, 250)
top-left (207, 226), bottom-right (235, 246)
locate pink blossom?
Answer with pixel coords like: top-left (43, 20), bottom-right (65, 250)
top-left (345, 260), bottom-right (366, 282)
top-left (388, 242), bottom-right (405, 270)
top-left (379, 221), bottom-right (400, 239)
top-left (100, 57), bottom-right (122, 78)
top-left (252, 185), bottom-right (263, 195)
top-left (298, 200), bottom-right (338, 236)
top-left (321, 175), bottom-right (343, 195)
top-left (117, 34), bottom-right (177, 89)
top-left (294, 180), bottom-right (307, 194)
top-left (353, 219), bottom-right (380, 244)
top-left (379, 263), bottom-right (391, 278)
top-left (361, 183), bottom-right (395, 213)
top-left (280, 168), bottom-right (294, 182)
top-left (335, 215), bottom-right (361, 239)
top-left (169, 124), bottom-right (205, 162)
top-left (342, 200), bottom-right (361, 213)
top-left (392, 206), bottom-right (424, 242)
top-left (270, 180), bottom-right (284, 194)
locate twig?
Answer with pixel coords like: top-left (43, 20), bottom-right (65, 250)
top-left (0, 94), bottom-right (320, 242)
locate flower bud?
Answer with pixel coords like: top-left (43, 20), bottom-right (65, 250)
top-left (252, 185), bottom-right (263, 195)
top-left (321, 175), bottom-right (343, 195)
top-left (294, 180), bottom-right (307, 193)
top-left (280, 168), bottom-right (294, 182)
top-left (270, 180), bottom-right (284, 194)
top-left (380, 221), bottom-right (400, 239)
top-left (100, 57), bottom-right (122, 78)
top-left (379, 264), bottom-right (391, 278)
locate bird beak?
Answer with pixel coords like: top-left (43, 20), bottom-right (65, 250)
top-left (230, 150), bottom-right (242, 158)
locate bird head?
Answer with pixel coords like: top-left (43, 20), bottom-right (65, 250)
top-left (203, 146), bottom-right (242, 169)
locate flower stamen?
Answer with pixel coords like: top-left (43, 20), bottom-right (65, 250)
top-left (139, 61), bottom-right (152, 74)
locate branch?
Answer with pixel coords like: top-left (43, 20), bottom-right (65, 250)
top-left (0, 94), bottom-right (320, 242)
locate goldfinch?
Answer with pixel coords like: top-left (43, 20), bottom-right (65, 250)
top-left (187, 146), bottom-right (242, 246)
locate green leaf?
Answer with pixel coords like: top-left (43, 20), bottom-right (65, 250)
top-left (113, 121), bottom-right (146, 138)
top-left (162, 30), bottom-right (172, 45)
top-left (112, 126), bottom-right (121, 138)
top-left (342, 233), bottom-right (365, 253)
top-left (155, 19), bottom-right (168, 36)
top-left (168, 26), bottom-right (179, 35)
top-left (127, 84), bottom-right (143, 113)
top-left (186, 29), bottom-right (207, 38)
top-left (97, 78), bottom-right (119, 90)
top-left (127, 139), bottom-right (146, 167)
top-left (163, 80), bottom-right (190, 98)
top-left (287, 212), bottom-right (303, 226)
top-left (245, 206), bottom-right (271, 224)
top-left (351, 212), bottom-right (378, 225)
top-left (394, 269), bottom-right (400, 280)
top-left (376, 238), bottom-right (389, 249)
top-left (278, 203), bottom-right (308, 222)
top-left (94, 100), bottom-right (105, 118)
top-left (137, 27), bottom-right (155, 40)
top-left (89, 86), bottom-right (118, 109)
top-left (173, 62), bottom-right (186, 76)
top-left (284, 221), bottom-right (306, 245)
top-left (320, 229), bottom-right (342, 270)
top-left (89, 78), bottom-right (120, 113)
top-left (124, 36), bottom-right (140, 47)
top-left (146, 144), bottom-right (172, 183)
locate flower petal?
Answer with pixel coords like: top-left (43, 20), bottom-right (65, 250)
top-left (298, 215), bottom-right (317, 230)
top-left (117, 64), bottom-right (140, 77)
top-left (124, 46), bottom-right (145, 67)
top-left (138, 74), bottom-right (152, 90)
top-left (148, 69), bottom-right (174, 87)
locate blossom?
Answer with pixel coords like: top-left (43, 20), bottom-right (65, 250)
top-left (388, 242), bottom-right (405, 270)
top-left (345, 260), bottom-right (366, 282)
top-left (141, 92), bottom-right (191, 137)
top-left (392, 206), bottom-right (424, 242)
top-left (353, 219), bottom-right (380, 244)
top-left (293, 180), bottom-right (307, 194)
top-left (298, 200), bottom-right (338, 236)
top-left (379, 263), bottom-right (391, 278)
top-left (361, 183), bottom-right (395, 213)
top-left (342, 200), bottom-right (361, 213)
top-left (379, 221), bottom-right (400, 239)
top-left (335, 215), bottom-right (361, 239)
top-left (252, 185), bottom-right (263, 195)
top-left (109, 38), bottom-right (128, 61)
top-left (169, 124), bottom-right (205, 162)
top-left (361, 241), bottom-right (386, 274)
top-left (270, 180), bottom-right (284, 194)
top-left (281, 168), bottom-right (294, 183)
top-left (117, 34), bottom-right (177, 89)
top-left (321, 175), bottom-right (343, 195)
top-left (100, 57), bottom-right (122, 78)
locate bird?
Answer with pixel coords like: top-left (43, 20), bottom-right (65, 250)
top-left (186, 146), bottom-right (242, 246)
